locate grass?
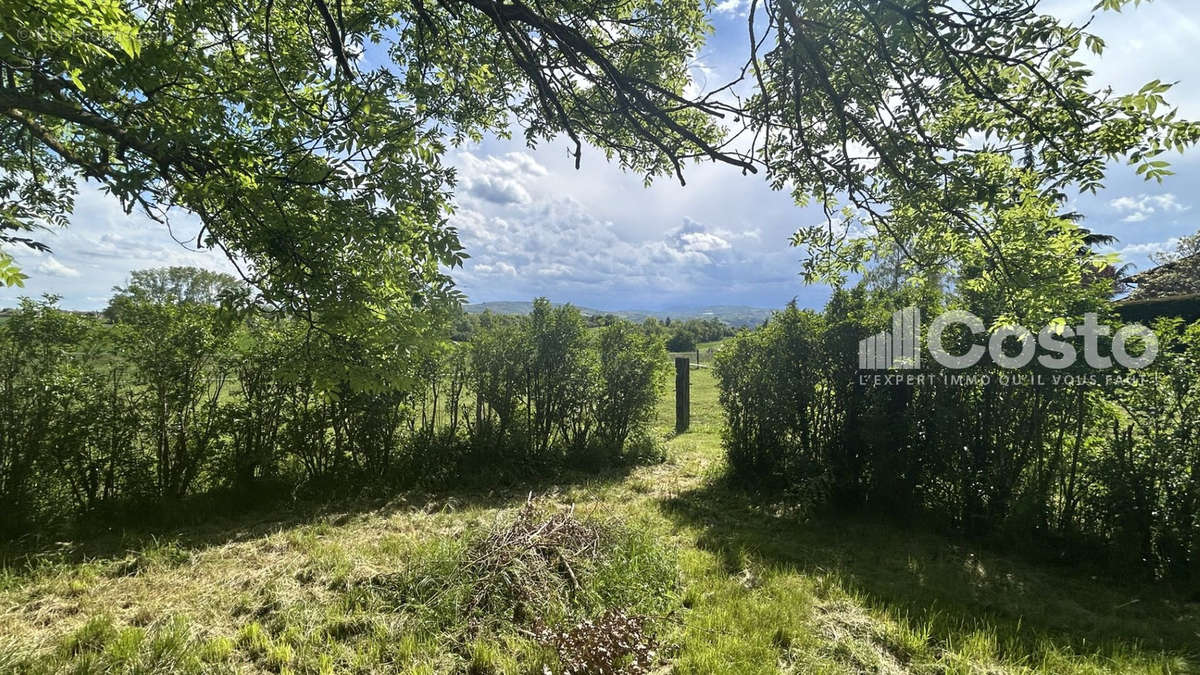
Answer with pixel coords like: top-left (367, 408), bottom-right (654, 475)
top-left (1, 367), bottom-right (1198, 673)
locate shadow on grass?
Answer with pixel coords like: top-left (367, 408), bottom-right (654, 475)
top-left (0, 460), bottom-right (642, 577)
top-left (659, 477), bottom-right (1200, 667)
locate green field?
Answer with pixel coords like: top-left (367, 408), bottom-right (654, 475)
top-left (668, 339), bottom-right (726, 367)
top-left (1, 367), bottom-right (1196, 673)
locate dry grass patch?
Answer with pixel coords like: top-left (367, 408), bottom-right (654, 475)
top-left (1, 494), bottom-right (682, 673)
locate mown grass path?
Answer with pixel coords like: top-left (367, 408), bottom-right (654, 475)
top-left (2, 367), bottom-right (1198, 673)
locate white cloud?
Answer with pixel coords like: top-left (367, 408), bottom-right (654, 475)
top-left (36, 257), bottom-right (81, 278)
top-left (679, 231), bottom-right (731, 252)
top-left (1, 183), bottom-right (235, 310)
top-left (457, 152), bottom-right (549, 205)
top-left (1043, 0), bottom-right (1200, 118)
top-left (461, 173), bottom-right (531, 205)
top-left (669, 217), bottom-right (736, 255)
top-left (713, 0), bottom-right (747, 15)
top-left (535, 263), bottom-right (574, 278)
top-left (1117, 238), bottom-right (1181, 259)
top-left (473, 261), bottom-right (517, 276)
top-left (1109, 193), bottom-right (1189, 223)
top-left (450, 192), bottom-right (803, 308)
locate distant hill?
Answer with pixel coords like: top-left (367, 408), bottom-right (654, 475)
top-left (464, 301), bottom-right (775, 327)
top-left (0, 307), bottom-right (103, 320)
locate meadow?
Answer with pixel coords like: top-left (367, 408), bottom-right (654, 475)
top-left (5, 0), bottom-right (1200, 671)
top-left (2, 366), bottom-right (1195, 674)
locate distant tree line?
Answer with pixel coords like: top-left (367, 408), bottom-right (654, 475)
top-left (0, 274), bottom-right (667, 535)
top-left (449, 308), bottom-right (738, 353)
top-left (657, 318), bottom-right (738, 353)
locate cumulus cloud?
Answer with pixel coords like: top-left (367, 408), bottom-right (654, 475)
top-left (679, 231), bottom-right (732, 253)
top-left (1117, 239), bottom-right (1180, 258)
top-left (457, 152), bottom-right (549, 205)
top-left (713, 0), bottom-right (747, 15)
top-left (462, 174), bottom-right (531, 205)
top-left (36, 257), bottom-right (81, 278)
top-left (666, 216), bottom-right (731, 254)
top-left (450, 195), bottom-right (801, 308)
top-left (1109, 193), bottom-right (1189, 223)
top-left (473, 261), bottom-right (517, 276)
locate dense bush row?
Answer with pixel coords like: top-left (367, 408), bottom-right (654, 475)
top-left (0, 297), bottom-right (667, 535)
top-left (716, 290), bottom-right (1200, 582)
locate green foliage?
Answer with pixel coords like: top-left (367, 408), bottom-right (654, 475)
top-left (1099, 319), bottom-right (1200, 577)
top-left (0, 251), bottom-right (25, 287)
top-left (0, 0), bottom-right (735, 386)
top-left (217, 316), bottom-right (299, 490)
top-left (595, 322), bottom-right (669, 455)
top-left (716, 287), bottom-right (1200, 580)
top-left (525, 299), bottom-right (597, 457)
top-left (754, 2), bottom-right (1200, 290)
top-left (0, 293), bottom-right (247, 530)
top-left (947, 169), bottom-right (1117, 329)
top-left (103, 266), bottom-right (243, 322)
top-left (2, 0), bottom-right (1191, 371)
top-left (0, 290), bottom-right (666, 534)
top-left (0, 296), bottom-right (134, 531)
top-left (113, 298), bottom-right (233, 498)
top-left (465, 298), bottom-right (666, 468)
top-left (713, 303), bottom-right (834, 483)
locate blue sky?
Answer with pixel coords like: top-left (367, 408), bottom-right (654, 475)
top-left (4, 0), bottom-right (1200, 312)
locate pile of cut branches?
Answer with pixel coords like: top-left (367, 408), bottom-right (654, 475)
top-left (459, 498), bottom-right (606, 622)
top-left (369, 496), bottom-right (676, 672)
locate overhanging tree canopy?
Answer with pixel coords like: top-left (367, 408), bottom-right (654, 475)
top-left (0, 0), bottom-right (738, 384)
top-left (1, 0), bottom-right (1196, 379)
top-left (739, 0), bottom-right (1198, 294)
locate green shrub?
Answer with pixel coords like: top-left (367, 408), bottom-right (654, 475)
top-left (716, 290), bottom-right (1200, 579)
top-left (462, 298), bottom-right (664, 470)
top-left (714, 303), bottom-right (834, 485)
top-left (594, 322), bottom-right (669, 459)
top-left (0, 292), bottom-right (667, 536)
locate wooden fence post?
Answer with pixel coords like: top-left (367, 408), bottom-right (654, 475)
top-left (675, 357), bottom-right (690, 433)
